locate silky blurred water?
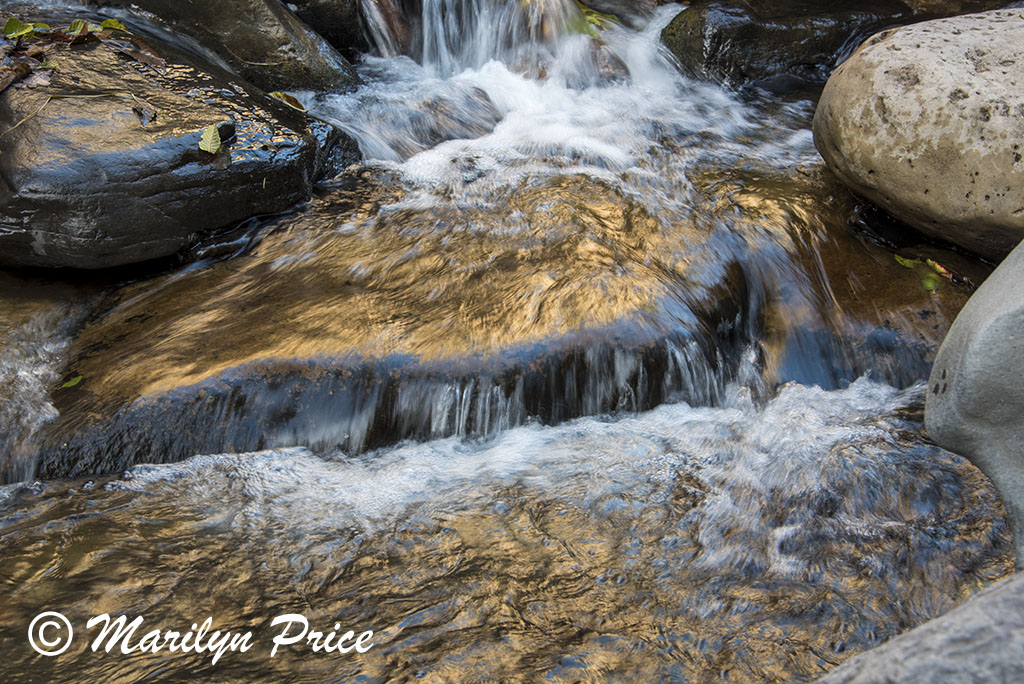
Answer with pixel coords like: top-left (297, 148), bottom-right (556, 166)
top-left (0, 380), bottom-right (1013, 682)
top-left (0, 2), bottom-right (1013, 682)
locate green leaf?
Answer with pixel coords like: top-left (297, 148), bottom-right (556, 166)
top-left (4, 17), bottom-right (26, 39)
top-left (100, 18), bottom-right (128, 32)
top-left (60, 375), bottom-right (83, 389)
top-left (3, 18), bottom-right (50, 39)
top-left (921, 272), bottom-right (942, 292)
top-left (69, 18), bottom-right (86, 35)
top-left (199, 124), bottom-right (221, 154)
top-left (894, 254), bottom-right (922, 269)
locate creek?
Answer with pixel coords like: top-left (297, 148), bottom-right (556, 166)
top-left (0, 1), bottom-right (1013, 681)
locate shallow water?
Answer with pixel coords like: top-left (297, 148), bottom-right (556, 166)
top-left (12, 4), bottom-right (971, 479)
top-left (0, 380), bottom-right (1012, 682)
top-left (0, 1), bottom-right (1013, 682)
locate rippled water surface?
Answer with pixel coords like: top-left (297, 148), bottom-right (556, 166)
top-left (0, 381), bottom-right (1013, 682)
top-left (0, 1), bottom-right (1014, 682)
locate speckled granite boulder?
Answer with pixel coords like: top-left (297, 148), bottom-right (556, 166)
top-left (814, 10), bottom-right (1024, 260)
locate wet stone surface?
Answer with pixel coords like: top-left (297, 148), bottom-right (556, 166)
top-left (0, 3), bottom-right (1012, 682)
top-left (0, 25), bottom-right (357, 269)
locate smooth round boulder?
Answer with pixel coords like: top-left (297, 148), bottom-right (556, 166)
top-left (927, 238), bottom-right (1024, 570)
top-left (814, 10), bottom-right (1024, 261)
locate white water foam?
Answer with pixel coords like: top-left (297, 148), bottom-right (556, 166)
top-left (0, 305), bottom-right (83, 481)
top-left (102, 378), bottom-right (922, 572)
top-left (305, 4), bottom-right (818, 202)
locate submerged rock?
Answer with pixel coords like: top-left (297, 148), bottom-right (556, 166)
top-left (23, 167), bottom-right (973, 481)
top-left (813, 9), bottom-right (1024, 260)
top-left (660, 0), bottom-right (1009, 90)
top-left (0, 30), bottom-right (357, 269)
top-left (927, 238), bottom-right (1024, 571)
top-left (815, 571), bottom-right (1024, 683)
top-left (88, 0), bottom-right (361, 92)
top-left (31, 173), bottom-right (754, 478)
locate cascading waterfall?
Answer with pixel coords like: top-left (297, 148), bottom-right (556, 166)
top-left (418, 0), bottom-right (581, 75)
top-left (6, 1), bottom-right (948, 478)
top-left (362, 0), bottom-right (588, 75)
top-left (359, 0), bottom-right (403, 58)
top-left (0, 1), bottom-right (1013, 682)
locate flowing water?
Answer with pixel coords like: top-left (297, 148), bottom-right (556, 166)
top-left (0, 1), bottom-right (1014, 682)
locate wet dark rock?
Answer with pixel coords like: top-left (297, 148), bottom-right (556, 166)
top-left (286, 0), bottom-right (369, 58)
top-left (815, 571), bottom-right (1024, 683)
top-left (0, 33), bottom-right (358, 269)
top-left (659, 0), bottom-right (1009, 90)
top-left (86, 0), bottom-right (361, 92)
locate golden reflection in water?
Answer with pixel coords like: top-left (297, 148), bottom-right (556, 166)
top-left (0, 407), bottom-right (1013, 682)
top-left (63, 173), bottom-right (732, 408)
top-left (46, 164), bottom-right (977, 441)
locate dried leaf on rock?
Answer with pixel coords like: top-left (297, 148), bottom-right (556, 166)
top-left (269, 91), bottom-right (306, 112)
top-left (199, 124), bottom-right (222, 154)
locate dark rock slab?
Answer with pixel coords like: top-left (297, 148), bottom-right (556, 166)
top-left (0, 32), bottom-right (357, 269)
top-left (87, 0), bottom-right (361, 92)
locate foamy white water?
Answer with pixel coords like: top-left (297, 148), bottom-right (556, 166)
top-left (0, 302), bottom-right (86, 482)
top-left (304, 4), bottom-right (816, 199)
top-left (103, 379), bottom-right (920, 539)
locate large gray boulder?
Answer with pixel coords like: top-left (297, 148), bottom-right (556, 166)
top-left (927, 238), bottom-right (1024, 570)
top-left (814, 10), bottom-right (1024, 261)
top-left (815, 571), bottom-right (1024, 683)
top-left (0, 28), bottom-right (357, 269)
